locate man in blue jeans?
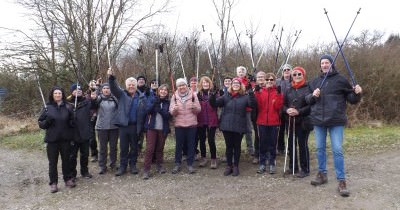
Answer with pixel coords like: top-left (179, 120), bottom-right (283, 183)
top-left (306, 54), bottom-right (362, 197)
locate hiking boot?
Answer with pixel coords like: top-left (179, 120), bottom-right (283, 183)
top-left (65, 179), bottom-right (76, 188)
top-left (156, 165), bottom-right (166, 174)
top-left (50, 183), bottom-right (58, 193)
top-left (172, 165), bottom-right (181, 174)
top-left (143, 171), bottom-right (150, 180)
top-left (311, 172), bottom-right (328, 186)
top-left (115, 168), bottom-right (126, 176)
top-left (269, 165), bottom-right (276, 174)
top-left (224, 166), bottom-right (233, 176)
top-left (252, 158), bottom-right (259, 164)
top-left (130, 166), bottom-right (139, 174)
top-left (199, 158), bottom-right (207, 167)
top-left (232, 166), bottom-right (239, 176)
top-left (188, 166), bottom-right (196, 174)
top-left (296, 171), bottom-right (310, 178)
top-left (257, 165), bottom-right (266, 174)
top-left (99, 168), bottom-right (107, 175)
top-left (338, 180), bottom-right (350, 197)
top-left (82, 172), bottom-right (93, 179)
top-left (210, 159), bottom-right (217, 169)
top-left (91, 155), bottom-right (98, 162)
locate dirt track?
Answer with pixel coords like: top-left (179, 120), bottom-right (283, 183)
top-left (0, 146), bottom-right (399, 210)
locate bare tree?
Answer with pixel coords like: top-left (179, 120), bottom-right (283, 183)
top-left (11, 0), bottom-right (170, 85)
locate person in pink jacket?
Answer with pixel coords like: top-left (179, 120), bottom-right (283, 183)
top-left (169, 78), bottom-right (201, 174)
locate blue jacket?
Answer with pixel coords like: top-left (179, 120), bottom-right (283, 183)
top-left (144, 95), bottom-right (171, 135)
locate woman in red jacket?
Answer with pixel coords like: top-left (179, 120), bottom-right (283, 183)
top-left (254, 72), bottom-right (283, 174)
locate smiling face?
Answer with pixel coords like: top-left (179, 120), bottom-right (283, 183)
top-left (292, 70), bottom-right (304, 83)
top-left (256, 71), bottom-right (266, 87)
top-left (158, 86), bottom-right (168, 98)
top-left (320, 58), bottom-right (332, 73)
top-left (231, 79), bottom-right (241, 92)
top-left (223, 78), bottom-right (232, 88)
top-left (265, 75), bottom-right (275, 88)
top-left (282, 68), bottom-right (292, 80)
top-left (177, 83), bottom-right (188, 95)
top-left (236, 67), bottom-right (246, 78)
top-left (53, 89), bottom-right (63, 103)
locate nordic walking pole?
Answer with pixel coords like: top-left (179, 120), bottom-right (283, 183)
top-left (30, 55), bottom-right (47, 111)
top-left (256, 24), bottom-right (276, 68)
top-left (292, 117), bottom-right (296, 176)
top-left (320, 8), bottom-right (361, 88)
top-left (178, 52), bottom-right (186, 80)
top-left (283, 116), bottom-right (291, 176)
top-left (155, 46), bottom-right (159, 87)
top-left (324, 8), bottom-right (360, 86)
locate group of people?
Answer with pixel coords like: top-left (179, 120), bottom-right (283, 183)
top-left (38, 54), bottom-right (362, 197)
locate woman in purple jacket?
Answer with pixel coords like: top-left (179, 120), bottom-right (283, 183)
top-left (197, 76), bottom-right (219, 169)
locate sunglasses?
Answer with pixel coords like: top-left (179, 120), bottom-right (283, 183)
top-left (292, 73), bottom-right (302, 77)
top-left (283, 69), bottom-right (291, 72)
top-left (266, 79), bottom-right (275, 82)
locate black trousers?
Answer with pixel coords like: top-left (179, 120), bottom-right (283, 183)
top-left (222, 131), bottom-right (243, 167)
top-left (47, 141), bottom-right (72, 185)
top-left (288, 122), bottom-right (310, 173)
top-left (89, 120), bottom-right (98, 157)
top-left (70, 140), bottom-right (90, 178)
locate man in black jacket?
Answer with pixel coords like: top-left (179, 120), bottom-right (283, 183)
top-left (67, 83), bottom-right (95, 180)
top-left (306, 54), bottom-right (362, 197)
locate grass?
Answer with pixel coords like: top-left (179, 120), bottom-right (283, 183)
top-left (1, 126), bottom-right (399, 158)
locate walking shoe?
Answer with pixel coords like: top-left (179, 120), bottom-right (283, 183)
top-left (311, 172), bottom-right (328, 186)
top-left (82, 172), bottom-right (93, 179)
top-left (296, 171), bottom-right (310, 178)
top-left (223, 166), bottom-right (233, 176)
top-left (257, 165), bottom-right (266, 174)
top-left (210, 159), bottom-right (217, 169)
top-left (115, 168), bottom-right (126, 176)
top-left (172, 165), bottom-right (181, 174)
top-left (199, 157), bottom-right (207, 167)
top-left (232, 166), bottom-right (240, 176)
top-left (99, 168), bottom-right (107, 175)
top-left (156, 165), bottom-right (166, 174)
top-left (130, 166), bottom-right (139, 174)
top-left (65, 179), bottom-right (76, 188)
top-left (269, 165), bottom-right (276, 174)
top-left (188, 166), bottom-right (196, 174)
top-left (50, 183), bottom-right (58, 193)
top-left (143, 171), bottom-right (150, 180)
top-left (91, 155), bottom-right (98, 162)
top-left (338, 180), bottom-right (350, 197)
top-left (252, 158), bottom-right (259, 164)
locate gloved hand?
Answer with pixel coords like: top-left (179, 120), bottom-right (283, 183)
top-left (254, 84), bottom-right (261, 92)
top-left (276, 85), bottom-right (281, 94)
top-left (145, 88), bottom-right (151, 97)
top-left (248, 88), bottom-right (254, 96)
top-left (219, 89), bottom-right (224, 96)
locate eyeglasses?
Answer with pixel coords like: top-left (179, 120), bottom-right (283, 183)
top-left (232, 82), bottom-right (241, 85)
top-left (292, 73), bottom-right (302, 77)
top-left (266, 79), bottom-right (274, 82)
top-left (283, 69), bottom-right (291, 72)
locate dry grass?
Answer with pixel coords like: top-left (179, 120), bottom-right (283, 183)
top-left (0, 115), bottom-right (39, 138)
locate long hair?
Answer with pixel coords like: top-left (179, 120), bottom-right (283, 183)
top-left (197, 76), bottom-right (214, 92)
top-left (158, 84), bottom-right (169, 98)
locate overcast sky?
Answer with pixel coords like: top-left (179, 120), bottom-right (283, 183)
top-left (0, 0), bottom-right (398, 49)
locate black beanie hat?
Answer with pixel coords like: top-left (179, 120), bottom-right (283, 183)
top-left (320, 54), bottom-right (335, 70)
top-left (137, 75), bottom-right (147, 82)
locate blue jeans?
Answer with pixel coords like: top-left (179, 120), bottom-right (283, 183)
top-left (314, 125), bottom-right (345, 180)
top-left (175, 127), bottom-right (197, 166)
